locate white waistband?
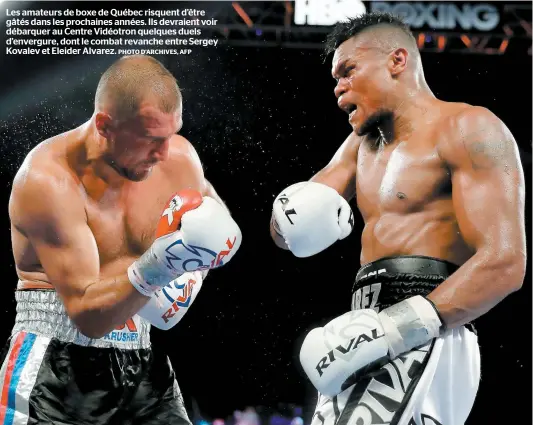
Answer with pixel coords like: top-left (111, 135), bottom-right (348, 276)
top-left (13, 290), bottom-right (151, 349)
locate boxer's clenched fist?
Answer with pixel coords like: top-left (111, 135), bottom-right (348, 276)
top-left (272, 182), bottom-right (354, 258)
top-left (128, 189), bottom-right (242, 296)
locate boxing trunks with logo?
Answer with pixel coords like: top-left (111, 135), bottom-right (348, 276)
top-left (311, 256), bottom-right (481, 425)
top-left (0, 289), bottom-right (191, 425)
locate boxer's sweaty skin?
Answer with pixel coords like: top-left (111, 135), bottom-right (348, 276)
top-left (10, 117), bottom-right (223, 337)
top-left (12, 132), bottom-right (202, 283)
top-left (323, 102), bottom-right (479, 267)
top-left (271, 102), bottom-right (481, 265)
top-left (279, 100), bottom-right (525, 328)
top-left (272, 30), bottom-right (525, 329)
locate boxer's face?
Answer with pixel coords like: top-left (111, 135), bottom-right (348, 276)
top-left (332, 36), bottom-right (398, 136)
top-left (98, 103), bottom-right (182, 181)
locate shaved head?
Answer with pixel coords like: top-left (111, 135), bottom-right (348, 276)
top-left (92, 55), bottom-right (183, 182)
top-left (324, 12), bottom-right (422, 78)
top-left (345, 24), bottom-right (420, 63)
top-left (324, 12), bottom-right (418, 61)
top-left (95, 55), bottom-right (181, 121)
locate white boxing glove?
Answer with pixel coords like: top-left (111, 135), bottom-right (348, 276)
top-left (138, 270), bottom-right (206, 330)
top-left (272, 182), bottom-right (354, 258)
top-left (299, 309), bottom-right (389, 397)
top-left (299, 296), bottom-right (443, 397)
top-left (128, 189), bottom-right (242, 296)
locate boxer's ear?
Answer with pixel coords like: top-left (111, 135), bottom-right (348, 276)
top-left (95, 112), bottom-right (113, 137)
top-left (389, 48), bottom-right (408, 77)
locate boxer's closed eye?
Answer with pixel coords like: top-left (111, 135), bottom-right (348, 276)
top-left (345, 66), bottom-right (355, 76)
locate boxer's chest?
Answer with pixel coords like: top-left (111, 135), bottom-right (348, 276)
top-left (355, 135), bottom-right (450, 219)
top-left (84, 171), bottom-right (203, 267)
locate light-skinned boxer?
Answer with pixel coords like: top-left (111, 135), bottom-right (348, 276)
top-left (3, 55), bottom-right (242, 425)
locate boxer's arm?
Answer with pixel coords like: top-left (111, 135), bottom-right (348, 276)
top-left (269, 133), bottom-right (360, 248)
top-left (135, 147), bottom-right (218, 331)
top-left (184, 141), bottom-right (235, 273)
top-left (430, 107), bottom-right (527, 328)
top-left (186, 137), bottom-right (230, 213)
top-left (203, 178), bottom-right (229, 213)
top-left (9, 168), bottom-right (150, 338)
top-left (309, 132), bottom-right (360, 201)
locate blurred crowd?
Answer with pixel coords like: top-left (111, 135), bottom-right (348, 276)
top-left (192, 404), bottom-right (306, 425)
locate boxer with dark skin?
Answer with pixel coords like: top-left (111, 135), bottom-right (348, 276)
top-left (271, 16), bottom-right (526, 328)
top-left (270, 13), bottom-right (526, 424)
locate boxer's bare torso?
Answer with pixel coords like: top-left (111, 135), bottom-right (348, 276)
top-left (352, 102), bottom-right (472, 266)
top-left (11, 126), bottom-right (206, 291)
top-left (305, 101), bottom-right (517, 266)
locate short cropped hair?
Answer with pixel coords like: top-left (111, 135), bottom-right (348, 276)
top-left (95, 55), bottom-right (181, 121)
top-left (324, 12), bottom-right (417, 59)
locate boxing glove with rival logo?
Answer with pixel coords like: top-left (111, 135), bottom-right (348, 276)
top-left (299, 296), bottom-right (443, 397)
top-left (138, 269), bottom-right (207, 330)
top-left (272, 182), bottom-right (354, 258)
top-left (128, 189), bottom-right (242, 296)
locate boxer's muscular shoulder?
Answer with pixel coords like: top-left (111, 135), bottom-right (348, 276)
top-left (10, 141), bottom-right (84, 234)
top-left (158, 134), bottom-right (205, 186)
top-left (164, 134), bottom-right (201, 165)
top-left (334, 132), bottom-right (362, 163)
top-left (436, 103), bottom-right (513, 167)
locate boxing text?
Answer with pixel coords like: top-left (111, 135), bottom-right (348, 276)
top-left (315, 328), bottom-right (385, 376)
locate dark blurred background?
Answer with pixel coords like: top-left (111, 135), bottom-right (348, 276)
top-left (0, 1), bottom-right (531, 424)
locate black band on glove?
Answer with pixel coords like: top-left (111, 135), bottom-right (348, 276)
top-left (424, 297), bottom-right (447, 334)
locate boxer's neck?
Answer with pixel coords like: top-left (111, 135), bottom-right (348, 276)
top-left (378, 87), bottom-right (437, 144)
top-left (78, 120), bottom-right (129, 192)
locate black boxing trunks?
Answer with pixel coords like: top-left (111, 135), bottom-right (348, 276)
top-left (311, 256), bottom-right (481, 425)
top-left (351, 255), bottom-right (460, 311)
top-left (0, 290), bottom-right (191, 425)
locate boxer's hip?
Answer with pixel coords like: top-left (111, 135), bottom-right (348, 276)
top-left (1, 290), bottom-right (190, 424)
top-left (312, 256), bottom-right (480, 425)
top-left (311, 326), bottom-right (480, 425)
top-left (12, 289), bottom-right (151, 350)
top-left (0, 330), bottom-right (188, 425)
top-left (351, 255), bottom-right (459, 312)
